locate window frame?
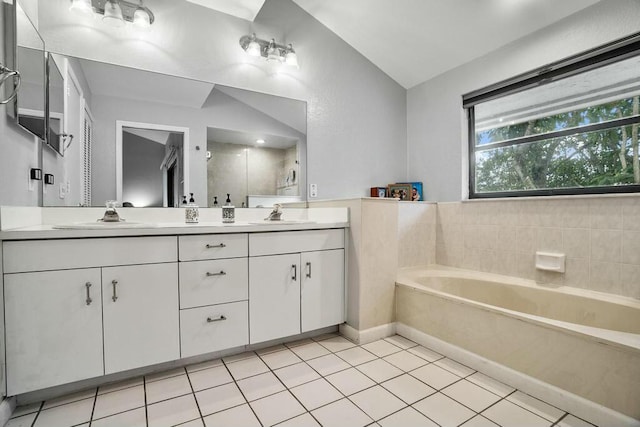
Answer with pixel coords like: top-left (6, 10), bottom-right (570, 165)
top-left (464, 32), bottom-right (640, 199)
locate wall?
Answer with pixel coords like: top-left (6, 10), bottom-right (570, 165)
top-left (436, 196), bottom-right (640, 299)
top-left (36, 0), bottom-right (407, 202)
top-left (407, 0), bottom-right (640, 202)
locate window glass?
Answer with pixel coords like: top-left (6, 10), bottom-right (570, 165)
top-left (469, 49), bottom-right (640, 197)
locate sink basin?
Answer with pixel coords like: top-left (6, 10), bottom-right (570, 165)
top-left (53, 221), bottom-right (157, 230)
top-left (247, 220), bottom-right (316, 225)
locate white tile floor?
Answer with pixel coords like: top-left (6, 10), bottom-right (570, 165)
top-left (6, 334), bottom-right (598, 427)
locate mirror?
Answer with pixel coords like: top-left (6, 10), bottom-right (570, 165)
top-left (5, 1), bottom-right (46, 140)
top-left (39, 54), bottom-right (306, 208)
top-left (45, 53), bottom-right (64, 155)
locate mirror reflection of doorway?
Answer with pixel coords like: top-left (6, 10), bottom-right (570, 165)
top-left (116, 122), bottom-right (190, 207)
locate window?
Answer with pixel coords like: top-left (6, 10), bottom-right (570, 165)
top-left (464, 33), bottom-right (640, 198)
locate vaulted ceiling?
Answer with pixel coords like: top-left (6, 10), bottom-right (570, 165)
top-left (186, 0), bottom-right (601, 89)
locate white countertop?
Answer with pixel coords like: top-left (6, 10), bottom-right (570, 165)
top-left (0, 220), bottom-right (349, 240)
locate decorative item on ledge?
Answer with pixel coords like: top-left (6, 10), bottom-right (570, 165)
top-left (239, 33), bottom-right (299, 69)
top-left (69, 0), bottom-right (154, 29)
top-left (386, 182), bottom-right (424, 201)
top-left (370, 187), bottom-right (387, 198)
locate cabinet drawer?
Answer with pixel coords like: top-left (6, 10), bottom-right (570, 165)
top-left (3, 236), bottom-right (177, 273)
top-left (180, 301), bottom-right (248, 358)
top-left (179, 258), bottom-right (248, 309)
top-left (179, 234), bottom-right (248, 261)
top-left (249, 229), bottom-right (344, 256)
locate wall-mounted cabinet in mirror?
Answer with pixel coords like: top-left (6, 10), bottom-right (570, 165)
top-left (37, 54), bottom-right (306, 208)
top-left (4, 1), bottom-right (46, 140)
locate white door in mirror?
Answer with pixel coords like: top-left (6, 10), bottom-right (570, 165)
top-left (309, 183), bottom-right (318, 198)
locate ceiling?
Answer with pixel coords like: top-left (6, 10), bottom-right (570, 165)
top-left (185, 0), bottom-right (601, 89)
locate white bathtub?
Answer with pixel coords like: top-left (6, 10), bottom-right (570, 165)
top-left (395, 267), bottom-right (640, 422)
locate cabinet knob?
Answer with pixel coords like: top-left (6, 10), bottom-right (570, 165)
top-left (291, 264), bottom-right (297, 281)
top-left (206, 315), bottom-right (227, 323)
top-left (306, 262), bottom-right (312, 279)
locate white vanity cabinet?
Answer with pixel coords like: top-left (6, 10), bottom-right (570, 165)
top-left (2, 236), bottom-right (178, 395)
top-left (249, 229), bottom-right (345, 344)
top-left (102, 263), bottom-right (179, 374)
top-left (178, 234), bottom-right (250, 358)
top-left (4, 269), bottom-right (103, 395)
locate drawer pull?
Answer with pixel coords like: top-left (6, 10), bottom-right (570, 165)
top-left (207, 315), bottom-right (227, 323)
top-left (206, 243), bottom-right (226, 249)
top-left (292, 264), bottom-right (297, 281)
top-left (112, 280), bottom-right (118, 302)
top-left (85, 282), bottom-right (93, 305)
top-left (206, 271), bottom-right (227, 277)
top-left (306, 262), bottom-right (312, 279)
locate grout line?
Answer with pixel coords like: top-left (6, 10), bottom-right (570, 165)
top-left (143, 376), bottom-right (149, 427)
top-left (220, 357), bottom-right (264, 427)
top-left (87, 388), bottom-right (98, 426)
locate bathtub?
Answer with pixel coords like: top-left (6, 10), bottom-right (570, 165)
top-left (395, 267), bottom-right (640, 422)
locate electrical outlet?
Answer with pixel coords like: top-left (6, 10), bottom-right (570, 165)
top-left (309, 183), bottom-right (318, 198)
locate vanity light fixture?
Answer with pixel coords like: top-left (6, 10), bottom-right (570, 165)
top-left (69, 0), bottom-right (155, 28)
top-left (239, 33), bottom-right (299, 69)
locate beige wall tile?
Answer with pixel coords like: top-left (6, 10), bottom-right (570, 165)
top-left (437, 202), bottom-right (462, 226)
top-left (590, 229), bottom-right (622, 263)
top-left (494, 226), bottom-right (517, 252)
top-left (563, 228), bottom-right (590, 259)
top-left (516, 227), bottom-right (535, 254)
top-left (622, 197), bottom-right (640, 231)
top-left (619, 264), bottom-right (640, 299)
top-left (590, 199), bottom-right (622, 230)
top-left (398, 203), bottom-right (436, 267)
top-left (622, 231), bottom-right (640, 265)
top-left (590, 262), bottom-right (621, 294)
top-left (493, 251), bottom-right (518, 277)
top-left (436, 244), bottom-right (462, 268)
top-left (564, 258), bottom-right (590, 289)
top-left (559, 199), bottom-right (590, 229)
top-left (516, 252), bottom-right (536, 280)
top-left (536, 228), bottom-right (563, 252)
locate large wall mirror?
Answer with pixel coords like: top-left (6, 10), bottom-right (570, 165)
top-left (4, 0), bottom-right (46, 140)
top-left (37, 55), bottom-right (306, 208)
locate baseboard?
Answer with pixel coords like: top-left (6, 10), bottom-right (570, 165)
top-left (396, 323), bottom-right (640, 427)
top-left (339, 322), bottom-right (396, 344)
top-left (0, 396), bottom-right (16, 426)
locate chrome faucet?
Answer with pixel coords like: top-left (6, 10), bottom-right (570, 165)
top-left (99, 200), bottom-right (122, 222)
top-left (265, 204), bottom-right (283, 221)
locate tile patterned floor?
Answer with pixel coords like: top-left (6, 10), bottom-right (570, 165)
top-left (6, 334), bottom-right (598, 427)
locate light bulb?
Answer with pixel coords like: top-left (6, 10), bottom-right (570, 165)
top-left (284, 44), bottom-right (299, 68)
top-left (133, 7), bottom-right (151, 28)
top-left (103, 0), bottom-right (125, 27)
top-left (69, 0), bottom-right (93, 18)
top-left (266, 39), bottom-right (282, 62)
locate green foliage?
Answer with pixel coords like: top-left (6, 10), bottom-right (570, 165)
top-left (474, 96), bottom-right (640, 193)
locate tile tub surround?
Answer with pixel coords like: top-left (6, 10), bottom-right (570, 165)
top-left (395, 278), bottom-right (640, 424)
top-left (6, 333), bottom-right (598, 427)
top-left (309, 198), bottom-right (437, 336)
top-left (436, 196), bottom-right (640, 299)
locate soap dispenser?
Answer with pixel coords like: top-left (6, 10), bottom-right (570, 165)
top-left (185, 193), bottom-right (199, 224)
top-left (222, 193), bottom-right (235, 223)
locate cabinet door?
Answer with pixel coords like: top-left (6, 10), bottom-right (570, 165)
top-left (301, 249), bottom-right (345, 333)
top-left (249, 254), bottom-right (300, 344)
top-left (4, 269), bottom-right (103, 395)
top-left (102, 263), bottom-right (179, 374)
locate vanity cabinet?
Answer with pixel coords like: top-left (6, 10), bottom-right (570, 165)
top-left (102, 263), bottom-right (179, 374)
top-left (249, 229), bottom-right (345, 344)
top-left (2, 236), bottom-right (178, 395)
top-left (178, 234), bottom-right (250, 357)
top-left (1, 227), bottom-right (345, 396)
top-left (4, 269), bottom-right (103, 395)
